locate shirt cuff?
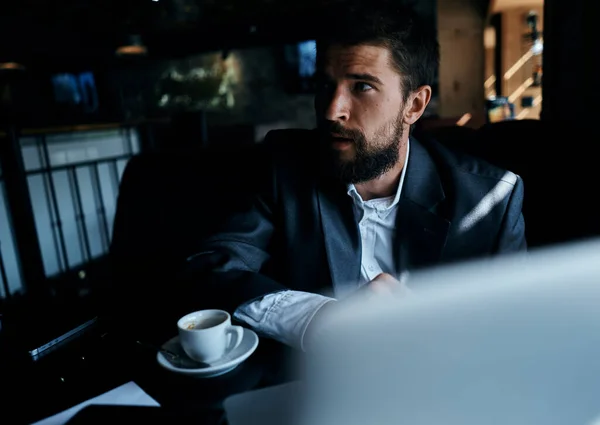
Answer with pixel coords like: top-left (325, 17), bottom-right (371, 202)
top-left (234, 290), bottom-right (335, 351)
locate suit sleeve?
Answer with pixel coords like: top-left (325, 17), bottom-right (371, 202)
top-left (494, 174), bottom-right (527, 253)
top-left (182, 195), bottom-right (290, 313)
top-left (180, 132), bottom-right (297, 314)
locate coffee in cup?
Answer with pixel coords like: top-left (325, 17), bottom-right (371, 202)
top-left (177, 309), bottom-right (243, 363)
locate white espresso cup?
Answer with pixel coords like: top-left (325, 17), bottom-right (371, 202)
top-left (177, 309), bottom-right (244, 363)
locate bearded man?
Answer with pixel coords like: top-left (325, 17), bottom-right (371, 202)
top-left (185, 1), bottom-right (526, 350)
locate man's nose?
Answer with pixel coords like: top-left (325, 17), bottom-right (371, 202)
top-left (323, 88), bottom-right (350, 122)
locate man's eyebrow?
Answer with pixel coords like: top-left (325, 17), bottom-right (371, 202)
top-left (346, 73), bottom-right (383, 85)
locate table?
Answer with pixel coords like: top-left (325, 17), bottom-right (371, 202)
top-left (0, 317), bottom-right (297, 425)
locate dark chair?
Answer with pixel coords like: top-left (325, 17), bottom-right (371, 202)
top-left (419, 119), bottom-right (562, 248)
top-left (106, 142), bottom-right (271, 339)
top-left (417, 124), bottom-right (478, 152)
top-left (470, 119), bottom-right (566, 248)
top-left (471, 119), bottom-right (544, 174)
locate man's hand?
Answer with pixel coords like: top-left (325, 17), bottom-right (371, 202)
top-left (303, 272), bottom-right (411, 351)
top-left (359, 272), bottom-right (412, 298)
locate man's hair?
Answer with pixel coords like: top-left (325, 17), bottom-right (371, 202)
top-left (316, 0), bottom-right (439, 99)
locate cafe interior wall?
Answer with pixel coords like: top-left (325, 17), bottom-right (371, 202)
top-left (502, 6), bottom-right (543, 119)
top-left (484, 3), bottom-right (544, 120)
top-left (437, 0), bottom-right (487, 128)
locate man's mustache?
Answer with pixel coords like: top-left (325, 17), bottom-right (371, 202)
top-left (320, 122), bottom-right (362, 141)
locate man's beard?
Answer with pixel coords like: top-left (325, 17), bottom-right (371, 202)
top-left (319, 114), bottom-right (405, 184)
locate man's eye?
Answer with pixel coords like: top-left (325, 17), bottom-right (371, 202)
top-left (355, 82), bottom-right (374, 92)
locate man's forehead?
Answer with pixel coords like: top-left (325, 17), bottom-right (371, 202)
top-left (320, 44), bottom-right (396, 75)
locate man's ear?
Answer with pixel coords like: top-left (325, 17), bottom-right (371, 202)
top-left (403, 85), bottom-right (432, 125)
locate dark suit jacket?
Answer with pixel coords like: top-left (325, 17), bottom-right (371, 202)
top-left (185, 129), bottom-right (526, 313)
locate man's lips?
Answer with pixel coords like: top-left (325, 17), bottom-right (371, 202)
top-left (329, 135), bottom-right (353, 150)
top-left (330, 133), bottom-right (353, 141)
top-left (329, 134), bottom-right (353, 143)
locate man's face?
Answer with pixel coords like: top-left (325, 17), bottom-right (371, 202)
top-left (315, 44), bottom-right (407, 184)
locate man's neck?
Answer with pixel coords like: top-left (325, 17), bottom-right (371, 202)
top-left (354, 141), bottom-right (408, 201)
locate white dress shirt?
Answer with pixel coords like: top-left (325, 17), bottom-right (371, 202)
top-left (234, 142), bottom-right (411, 350)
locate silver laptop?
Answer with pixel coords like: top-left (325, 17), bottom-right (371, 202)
top-left (225, 238), bottom-right (600, 425)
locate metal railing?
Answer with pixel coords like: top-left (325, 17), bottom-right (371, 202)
top-left (0, 246), bottom-right (8, 299)
top-left (26, 129), bottom-right (138, 275)
top-left (0, 123), bottom-right (143, 298)
top-left (0, 175), bottom-right (10, 299)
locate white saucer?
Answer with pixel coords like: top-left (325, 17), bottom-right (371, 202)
top-left (157, 328), bottom-right (259, 378)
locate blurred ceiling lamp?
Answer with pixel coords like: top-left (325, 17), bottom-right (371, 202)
top-left (0, 62), bottom-right (26, 71)
top-left (116, 35), bottom-right (148, 56)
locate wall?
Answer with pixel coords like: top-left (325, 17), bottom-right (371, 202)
top-left (484, 4), bottom-right (543, 119)
top-left (501, 6), bottom-right (543, 119)
top-left (484, 26), bottom-right (497, 98)
top-left (437, 0), bottom-right (487, 126)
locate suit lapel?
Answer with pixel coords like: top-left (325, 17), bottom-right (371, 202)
top-left (316, 177), bottom-right (361, 294)
top-left (315, 137), bottom-right (450, 289)
top-left (395, 138), bottom-right (450, 273)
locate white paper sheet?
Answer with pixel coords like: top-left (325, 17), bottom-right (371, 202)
top-left (31, 381), bottom-right (160, 425)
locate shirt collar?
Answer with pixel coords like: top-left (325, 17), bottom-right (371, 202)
top-left (347, 139), bottom-right (411, 211)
